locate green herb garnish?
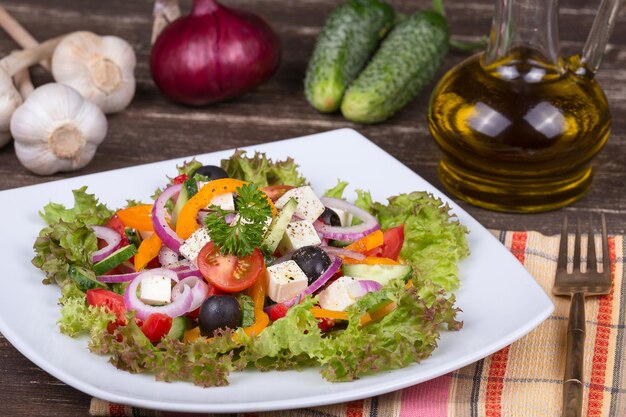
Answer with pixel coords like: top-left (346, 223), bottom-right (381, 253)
top-left (203, 183), bottom-right (272, 257)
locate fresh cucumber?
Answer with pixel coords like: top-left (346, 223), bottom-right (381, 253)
top-left (69, 265), bottom-right (107, 291)
top-left (93, 245), bottom-right (138, 275)
top-left (261, 198), bottom-right (298, 254)
top-left (341, 10), bottom-right (449, 123)
top-left (172, 179), bottom-right (198, 224)
top-left (304, 0), bottom-right (395, 113)
top-left (166, 316), bottom-right (187, 340)
top-left (342, 263), bottom-right (412, 285)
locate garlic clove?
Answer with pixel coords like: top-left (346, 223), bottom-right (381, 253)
top-left (0, 70), bottom-right (23, 148)
top-left (51, 31), bottom-right (136, 114)
top-left (10, 83), bottom-right (107, 175)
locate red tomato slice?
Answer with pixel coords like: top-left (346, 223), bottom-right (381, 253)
top-left (267, 303), bottom-right (289, 322)
top-left (260, 185), bottom-right (294, 202)
top-left (86, 289), bottom-right (127, 325)
top-left (197, 242), bottom-right (265, 292)
top-left (366, 225), bottom-right (404, 261)
top-left (140, 313), bottom-right (172, 342)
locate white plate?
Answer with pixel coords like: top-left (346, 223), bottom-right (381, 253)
top-left (0, 128), bottom-right (553, 413)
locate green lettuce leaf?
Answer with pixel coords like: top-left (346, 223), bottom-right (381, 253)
top-left (324, 179), bottom-right (349, 198)
top-left (221, 150), bottom-right (307, 187)
top-left (319, 279), bottom-right (461, 381)
top-left (32, 187), bottom-right (113, 288)
top-left (238, 294), bottom-right (256, 328)
top-left (360, 191), bottom-right (469, 292)
top-left (58, 295), bottom-right (115, 344)
top-left (93, 313), bottom-right (241, 387)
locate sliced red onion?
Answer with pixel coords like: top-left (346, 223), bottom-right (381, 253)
top-left (158, 245), bottom-right (179, 266)
top-left (321, 246), bottom-right (366, 260)
top-left (316, 197), bottom-right (380, 241)
top-left (96, 262), bottom-right (198, 284)
top-left (348, 279), bottom-right (383, 298)
top-left (123, 268), bottom-right (191, 320)
top-left (172, 276), bottom-right (209, 313)
top-left (92, 225), bottom-right (122, 262)
top-left (152, 183), bottom-right (184, 254)
top-left (283, 256), bottom-right (342, 308)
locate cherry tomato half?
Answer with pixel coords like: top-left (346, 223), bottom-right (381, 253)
top-left (86, 289), bottom-right (127, 325)
top-left (140, 313), bottom-right (172, 342)
top-left (366, 225), bottom-right (404, 261)
top-left (197, 242), bottom-right (265, 292)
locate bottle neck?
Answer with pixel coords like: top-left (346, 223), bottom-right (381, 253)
top-left (484, 0), bottom-right (561, 68)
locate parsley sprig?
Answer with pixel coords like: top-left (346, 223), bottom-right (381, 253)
top-left (203, 184), bottom-right (272, 257)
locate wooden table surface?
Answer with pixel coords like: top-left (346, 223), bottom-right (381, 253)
top-left (0, 0), bottom-right (624, 415)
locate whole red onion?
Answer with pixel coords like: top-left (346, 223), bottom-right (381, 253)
top-left (151, 0), bottom-right (281, 105)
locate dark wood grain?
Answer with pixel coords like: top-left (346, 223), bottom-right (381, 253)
top-left (0, 0), bottom-right (624, 415)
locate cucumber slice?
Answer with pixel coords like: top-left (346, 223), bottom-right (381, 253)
top-left (93, 245), bottom-right (138, 275)
top-left (342, 263), bottom-right (412, 286)
top-left (69, 265), bottom-right (107, 291)
top-left (171, 179), bottom-right (199, 225)
top-left (166, 316), bottom-right (187, 340)
top-left (261, 198), bottom-right (298, 254)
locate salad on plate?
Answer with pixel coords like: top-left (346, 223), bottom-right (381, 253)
top-left (32, 150), bottom-right (469, 387)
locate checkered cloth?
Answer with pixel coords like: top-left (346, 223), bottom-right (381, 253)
top-left (90, 231), bottom-right (626, 417)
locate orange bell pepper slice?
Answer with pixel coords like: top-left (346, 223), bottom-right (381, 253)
top-left (117, 204), bottom-right (154, 231)
top-left (311, 296), bottom-right (404, 327)
top-left (183, 326), bottom-right (201, 343)
top-left (176, 179), bottom-right (276, 240)
top-left (342, 256), bottom-right (400, 265)
top-left (344, 229), bottom-right (384, 253)
top-left (134, 232), bottom-right (162, 270)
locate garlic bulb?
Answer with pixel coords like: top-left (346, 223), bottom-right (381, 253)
top-left (52, 31), bottom-right (136, 114)
top-left (0, 69), bottom-right (22, 148)
top-left (10, 83), bottom-right (107, 175)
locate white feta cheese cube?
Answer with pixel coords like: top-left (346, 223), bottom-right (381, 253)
top-left (274, 186), bottom-right (325, 222)
top-left (207, 193), bottom-right (235, 211)
top-left (318, 276), bottom-right (360, 311)
top-left (266, 260), bottom-right (309, 303)
top-left (277, 220), bottom-right (321, 254)
top-left (179, 227), bottom-right (212, 265)
top-left (139, 274), bottom-right (172, 305)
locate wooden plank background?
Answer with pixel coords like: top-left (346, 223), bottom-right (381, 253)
top-left (0, 0), bottom-right (624, 415)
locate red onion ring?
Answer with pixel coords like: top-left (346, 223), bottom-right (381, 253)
top-left (92, 225), bottom-right (122, 262)
top-left (96, 263), bottom-right (199, 283)
top-left (158, 245), bottom-right (179, 266)
top-left (152, 183), bottom-right (184, 254)
top-left (172, 276), bottom-right (209, 313)
top-left (123, 268), bottom-right (192, 320)
top-left (321, 246), bottom-right (366, 260)
top-left (348, 279), bottom-right (383, 298)
top-left (283, 256), bottom-right (342, 308)
top-left (316, 197), bottom-right (380, 241)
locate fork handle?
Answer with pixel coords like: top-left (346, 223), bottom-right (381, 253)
top-left (562, 291), bottom-right (586, 417)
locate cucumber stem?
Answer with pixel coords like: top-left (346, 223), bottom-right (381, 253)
top-left (432, 0), bottom-right (445, 16)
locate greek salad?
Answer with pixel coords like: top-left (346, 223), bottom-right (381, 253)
top-left (32, 151), bottom-right (469, 387)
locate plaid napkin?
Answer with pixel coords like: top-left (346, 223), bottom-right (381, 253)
top-left (90, 231), bottom-right (626, 417)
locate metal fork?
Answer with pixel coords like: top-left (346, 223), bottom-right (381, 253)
top-left (553, 213), bottom-right (611, 417)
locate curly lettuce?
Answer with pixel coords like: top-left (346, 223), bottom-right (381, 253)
top-left (358, 190), bottom-right (469, 292)
top-left (32, 187), bottom-right (113, 290)
top-left (221, 150), bottom-right (307, 187)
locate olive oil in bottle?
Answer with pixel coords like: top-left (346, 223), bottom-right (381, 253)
top-left (428, 48), bottom-right (610, 212)
top-left (427, 0), bottom-right (619, 213)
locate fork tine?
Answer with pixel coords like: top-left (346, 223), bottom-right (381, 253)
top-left (587, 214), bottom-right (597, 273)
top-left (601, 213), bottom-right (610, 274)
top-left (573, 216), bottom-right (581, 271)
top-left (557, 215), bottom-right (568, 272)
